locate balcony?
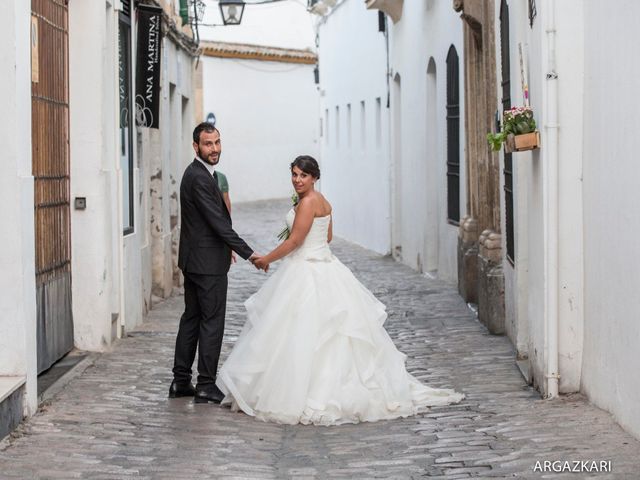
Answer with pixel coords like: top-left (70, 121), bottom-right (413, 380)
top-left (365, 0), bottom-right (403, 23)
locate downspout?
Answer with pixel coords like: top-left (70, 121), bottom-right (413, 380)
top-left (544, 0), bottom-right (559, 398)
top-left (384, 13), bottom-right (390, 109)
top-left (384, 14), bottom-right (393, 255)
top-left (114, 3), bottom-right (127, 339)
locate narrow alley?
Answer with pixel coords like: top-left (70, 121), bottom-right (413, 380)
top-left (1, 200), bottom-right (638, 479)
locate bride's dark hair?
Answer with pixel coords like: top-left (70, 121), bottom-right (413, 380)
top-left (290, 155), bottom-right (320, 179)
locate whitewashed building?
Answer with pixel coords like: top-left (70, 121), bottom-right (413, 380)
top-left (69, 0), bottom-right (199, 347)
top-left (491, 0), bottom-right (640, 439)
top-left (200, 42), bottom-right (319, 202)
top-left (387, 0), bottom-right (465, 279)
top-left (0, 0), bottom-right (38, 439)
top-left (315, 0), bottom-right (640, 442)
top-left (314, 0), bottom-right (464, 277)
top-left (199, 1), bottom-right (319, 202)
top-left (315, 0), bottom-right (391, 255)
top-left (0, 0), bottom-right (201, 439)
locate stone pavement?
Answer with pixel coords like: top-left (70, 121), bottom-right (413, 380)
top-left (1, 199), bottom-right (639, 479)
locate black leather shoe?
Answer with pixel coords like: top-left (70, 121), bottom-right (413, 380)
top-left (169, 380), bottom-right (196, 398)
top-left (194, 384), bottom-right (225, 404)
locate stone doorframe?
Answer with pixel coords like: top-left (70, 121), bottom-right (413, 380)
top-left (453, 0), bottom-right (505, 333)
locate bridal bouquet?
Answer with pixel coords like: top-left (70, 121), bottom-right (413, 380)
top-left (277, 193), bottom-right (299, 241)
top-left (487, 106), bottom-right (538, 152)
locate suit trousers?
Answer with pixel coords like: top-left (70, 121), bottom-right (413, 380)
top-left (172, 272), bottom-right (228, 387)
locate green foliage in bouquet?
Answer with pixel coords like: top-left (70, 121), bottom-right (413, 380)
top-left (487, 106), bottom-right (537, 152)
top-left (277, 193), bottom-right (300, 241)
top-left (277, 226), bottom-right (290, 242)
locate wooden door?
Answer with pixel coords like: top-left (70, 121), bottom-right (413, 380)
top-left (31, 0), bottom-right (74, 374)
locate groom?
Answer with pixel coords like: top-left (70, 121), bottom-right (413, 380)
top-left (170, 122), bottom-right (262, 404)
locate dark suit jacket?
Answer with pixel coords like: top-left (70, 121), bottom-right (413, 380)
top-left (178, 159), bottom-right (253, 275)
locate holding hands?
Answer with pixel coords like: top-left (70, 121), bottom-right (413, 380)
top-left (253, 256), bottom-right (269, 272)
top-left (249, 253), bottom-right (269, 272)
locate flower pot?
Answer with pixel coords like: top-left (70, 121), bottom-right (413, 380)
top-left (504, 134), bottom-right (516, 154)
top-left (511, 131), bottom-right (540, 152)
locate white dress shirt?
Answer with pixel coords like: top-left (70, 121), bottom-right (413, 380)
top-left (196, 156), bottom-right (215, 177)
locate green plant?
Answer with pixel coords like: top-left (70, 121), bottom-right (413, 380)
top-left (487, 106), bottom-right (537, 152)
top-left (276, 193), bottom-right (300, 241)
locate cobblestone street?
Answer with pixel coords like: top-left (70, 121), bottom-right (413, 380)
top-left (1, 199), bottom-right (639, 479)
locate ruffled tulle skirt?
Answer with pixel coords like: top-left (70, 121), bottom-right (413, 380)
top-left (216, 252), bottom-right (464, 426)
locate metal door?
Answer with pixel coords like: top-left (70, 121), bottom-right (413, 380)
top-left (31, 0), bottom-right (74, 373)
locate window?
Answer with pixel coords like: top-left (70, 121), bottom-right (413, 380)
top-left (119, 8), bottom-right (134, 234)
top-left (375, 97), bottom-right (382, 147)
top-left (325, 108), bottom-right (329, 144)
top-left (335, 105), bottom-right (340, 147)
top-left (346, 103), bottom-right (352, 147)
top-left (360, 101), bottom-right (366, 148)
top-left (528, 0), bottom-right (537, 28)
top-left (446, 45), bottom-right (460, 224)
top-left (501, 0), bottom-right (515, 262)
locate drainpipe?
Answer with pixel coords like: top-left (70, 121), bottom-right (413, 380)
top-left (544, 0), bottom-right (559, 398)
top-left (113, 3), bottom-right (126, 339)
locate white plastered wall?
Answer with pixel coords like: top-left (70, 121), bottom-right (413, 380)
top-left (580, 0), bottom-right (640, 440)
top-left (317, 0), bottom-right (391, 255)
top-left (202, 56), bottom-right (319, 203)
top-left (0, 0), bottom-right (38, 415)
top-left (388, 0), bottom-right (464, 280)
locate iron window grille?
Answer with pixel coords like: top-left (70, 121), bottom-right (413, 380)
top-left (501, 0), bottom-right (515, 263)
top-left (446, 45), bottom-right (460, 225)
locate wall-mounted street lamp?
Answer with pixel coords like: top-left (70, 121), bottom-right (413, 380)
top-left (219, 0), bottom-right (246, 25)
top-left (198, 0), bottom-right (289, 28)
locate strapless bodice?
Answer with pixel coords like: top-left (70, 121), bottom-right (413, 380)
top-left (286, 208), bottom-right (333, 261)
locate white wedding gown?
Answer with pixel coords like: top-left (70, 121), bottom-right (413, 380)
top-left (216, 208), bottom-right (464, 426)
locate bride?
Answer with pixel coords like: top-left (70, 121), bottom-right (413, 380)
top-left (216, 155), bottom-right (464, 425)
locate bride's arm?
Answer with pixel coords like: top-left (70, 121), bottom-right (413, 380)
top-left (327, 217), bottom-right (333, 243)
top-left (260, 198), bottom-right (315, 265)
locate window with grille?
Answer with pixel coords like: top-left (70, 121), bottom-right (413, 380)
top-left (446, 45), bottom-right (460, 224)
top-left (121, 0), bottom-right (131, 16)
top-left (119, 8), bottom-right (134, 233)
top-left (501, 0), bottom-right (515, 263)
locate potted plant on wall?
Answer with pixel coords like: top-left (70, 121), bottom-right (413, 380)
top-left (487, 106), bottom-right (540, 153)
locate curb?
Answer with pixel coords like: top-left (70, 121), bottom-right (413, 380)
top-left (38, 352), bottom-right (99, 405)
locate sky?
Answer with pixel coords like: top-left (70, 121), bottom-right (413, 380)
top-left (198, 0), bottom-right (317, 51)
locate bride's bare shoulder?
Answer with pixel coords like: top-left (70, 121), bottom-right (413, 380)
top-left (315, 192), bottom-right (332, 216)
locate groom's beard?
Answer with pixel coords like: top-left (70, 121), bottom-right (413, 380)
top-left (197, 146), bottom-right (221, 166)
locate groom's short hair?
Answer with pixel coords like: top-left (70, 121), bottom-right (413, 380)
top-left (193, 122), bottom-right (220, 144)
